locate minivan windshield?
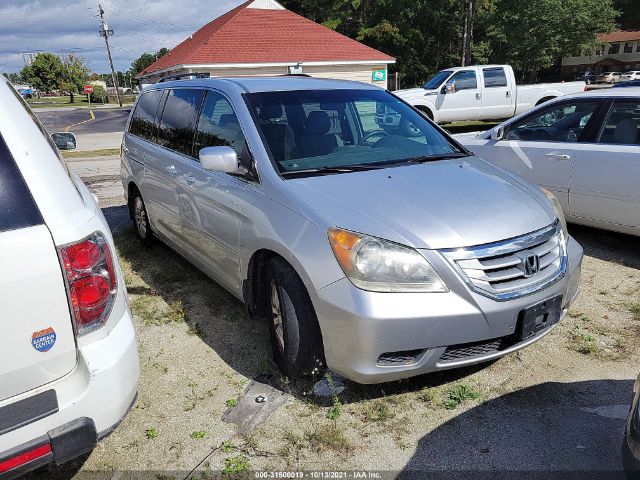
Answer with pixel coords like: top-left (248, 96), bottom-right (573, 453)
top-left (423, 71), bottom-right (453, 89)
top-left (246, 89), bottom-right (464, 176)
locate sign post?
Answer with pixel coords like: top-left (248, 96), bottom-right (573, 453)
top-left (83, 84), bottom-right (93, 108)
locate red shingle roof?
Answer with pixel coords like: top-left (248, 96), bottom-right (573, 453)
top-left (139, 0), bottom-right (394, 77)
top-left (598, 30), bottom-right (640, 43)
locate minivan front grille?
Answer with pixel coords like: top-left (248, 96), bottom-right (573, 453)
top-left (441, 222), bottom-right (566, 301)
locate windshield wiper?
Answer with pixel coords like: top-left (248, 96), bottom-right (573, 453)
top-left (281, 164), bottom-right (383, 177)
top-left (404, 152), bottom-right (470, 164)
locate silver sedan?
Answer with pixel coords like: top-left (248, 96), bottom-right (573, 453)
top-left (456, 89), bottom-right (640, 237)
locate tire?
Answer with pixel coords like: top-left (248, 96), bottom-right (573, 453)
top-left (130, 192), bottom-right (153, 246)
top-left (266, 257), bottom-right (325, 378)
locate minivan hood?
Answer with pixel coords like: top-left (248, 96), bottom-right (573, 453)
top-left (287, 156), bottom-right (555, 250)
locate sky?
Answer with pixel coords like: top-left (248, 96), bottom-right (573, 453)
top-left (0, 0), bottom-right (246, 75)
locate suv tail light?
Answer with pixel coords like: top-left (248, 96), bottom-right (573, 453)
top-left (59, 232), bottom-right (117, 336)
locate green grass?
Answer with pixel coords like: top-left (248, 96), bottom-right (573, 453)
top-left (190, 431), bottom-right (206, 439)
top-left (223, 455), bottom-right (251, 474)
top-left (225, 398), bottom-right (238, 408)
top-left (62, 148), bottom-right (120, 158)
top-left (27, 94), bottom-right (136, 108)
top-left (444, 384), bottom-right (480, 410)
top-left (629, 302), bottom-right (640, 321)
top-left (145, 427), bottom-right (158, 439)
top-left (571, 331), bottom-right (598, 354)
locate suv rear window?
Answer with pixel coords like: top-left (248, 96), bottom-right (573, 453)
top-left (0, 136), bottom-right (42, 233)
top-left (129, 90), bottom-right (163, 141)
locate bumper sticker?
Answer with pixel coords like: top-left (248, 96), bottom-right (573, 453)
top-left (31, 327), bottom-right (56, 352)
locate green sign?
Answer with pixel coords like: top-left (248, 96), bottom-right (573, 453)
top-left (372, 69), bottom-right (387, 82)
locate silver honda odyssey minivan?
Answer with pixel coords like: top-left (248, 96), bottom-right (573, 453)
top-left (121, 76), bottom-right (582, 384)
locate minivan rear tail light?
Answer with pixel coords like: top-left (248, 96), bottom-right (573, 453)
top-left (59, 232), bottom-right (117, 336)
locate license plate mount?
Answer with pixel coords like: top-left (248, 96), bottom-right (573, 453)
top-left (517, 295), bottom-right (563, 341)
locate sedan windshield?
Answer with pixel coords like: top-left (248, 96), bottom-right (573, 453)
top-left (245, 89), bottom-right (463, 175)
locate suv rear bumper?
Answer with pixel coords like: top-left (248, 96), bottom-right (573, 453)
top-left (0, 308), bottom-right (138, 477)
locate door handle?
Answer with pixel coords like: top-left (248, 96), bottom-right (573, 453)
top-left (545, 153), bottom-right (571, 160)
top-left (121, 145), bottom-right (129, 155)
top-left (506, 91), bottom-right (511, 98)
top-left (476, 93), bottom-right (481, 100)
top-left (183, 173), bottom-right (196, 185)
top-left (165, 165), bottom-right (177, 175)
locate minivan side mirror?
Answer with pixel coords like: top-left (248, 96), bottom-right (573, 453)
top-left (51, 132), bottom-right (77, 150)
top-left (199, 146), bottom-right (239, 173)
top-left (491, 126), bottom-right (506, 141)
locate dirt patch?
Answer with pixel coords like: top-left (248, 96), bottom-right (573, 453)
top-left (64, 212), bottom-right (640, 476)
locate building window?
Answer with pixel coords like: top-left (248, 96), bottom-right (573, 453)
top-left (625, 42), bottom-right (634, 53)
top-left (609, 43), bottom-right (621, 54)
top-left (636, 42), bottom-right (640, 53)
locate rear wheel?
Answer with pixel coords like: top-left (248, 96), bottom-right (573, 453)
top-left (266, 258), bottom-right (324, 378)
top-left (131, 193), bottom-right (153, 246)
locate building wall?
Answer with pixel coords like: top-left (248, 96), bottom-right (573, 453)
top-left (303, 64), bottom-right (388, 89)
top-left (561, 39), bottom-right (640, 76)
top-left (141, 64), bottom-right (389, 88)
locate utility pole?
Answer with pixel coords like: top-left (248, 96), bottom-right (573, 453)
top-left (461, 0), bottom-right (475, 67)
top-left (98, 3), bottom-right (123, 107)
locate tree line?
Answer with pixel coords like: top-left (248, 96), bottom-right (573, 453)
top-left (280, 0), bottom-right (629, 85)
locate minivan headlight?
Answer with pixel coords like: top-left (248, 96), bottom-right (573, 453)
top-left (328, 228), bottom-right (448, 293)
top-left (540, 188), bottom-right (568, 238)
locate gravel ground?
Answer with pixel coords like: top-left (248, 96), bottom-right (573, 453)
top-left (48, 157), bottom-right (640, 479)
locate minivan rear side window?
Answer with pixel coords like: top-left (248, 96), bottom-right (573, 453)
top-left (483, 68), bottom-right (508, 88)
top-left (129, 90), bottom-right (163, 141)
top-left (0, 136), bottom-right (42, 233)
top-left (156, 89), bottom-right (204, 155)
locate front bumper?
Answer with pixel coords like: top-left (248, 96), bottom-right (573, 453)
top-left (0, 309), bottom-right (139, 477)
top-left (313, 235), bottom-right (582, 384)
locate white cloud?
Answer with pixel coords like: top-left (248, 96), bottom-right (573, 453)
top-left (0, 0), bottom-right (243, 73)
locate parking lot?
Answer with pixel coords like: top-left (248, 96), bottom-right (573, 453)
top-left (46, 155), bottom-right (640, 478)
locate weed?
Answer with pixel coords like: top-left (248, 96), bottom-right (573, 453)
top-left (444, 384), bottom-right (480, 410)
top-left (167, 301), bottom-right (185, 323)
top-left (223, 455), bottom-right (250, 474)
top-left (327, 395), bottom-right (342, 421)
top-left (221, 441), bottom-right (237, 453)
top-left (145, 427), bottom-right (158, 439)
top-left (190, 431), bottom-right (206, 439)
top-left (362, 400), bottom-right (395, 422)
top-left (570, 330), bottom-right (598, 354)
top-left (306, 424), bottom-right (353, 454)
top-left (629, 302), bottom-right (640, 321)
top-left (226, 398), bottom-right (238, 408)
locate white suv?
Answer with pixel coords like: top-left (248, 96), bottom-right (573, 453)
top-left (0, 77), bottom-right (138, 477)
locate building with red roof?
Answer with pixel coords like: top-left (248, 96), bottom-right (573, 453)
top-left (138, 0), bottom-right (395, 87)
top-left (562, 30), bottom-right (640, 77)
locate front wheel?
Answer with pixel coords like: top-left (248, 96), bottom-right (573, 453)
top-left (266, 258), bottom-right (325, 378)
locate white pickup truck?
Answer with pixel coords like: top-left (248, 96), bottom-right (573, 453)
top-left (392, 65), bottom-right (586, 124)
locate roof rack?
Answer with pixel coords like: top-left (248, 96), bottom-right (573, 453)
top-left (158, 72), bottom-right (211, 83)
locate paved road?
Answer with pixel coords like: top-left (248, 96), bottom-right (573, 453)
top-left (36, 108), bottom-right (130, 135)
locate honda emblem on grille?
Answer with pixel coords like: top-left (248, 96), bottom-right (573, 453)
top-left (522, 254), bottom-right (540, 278)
